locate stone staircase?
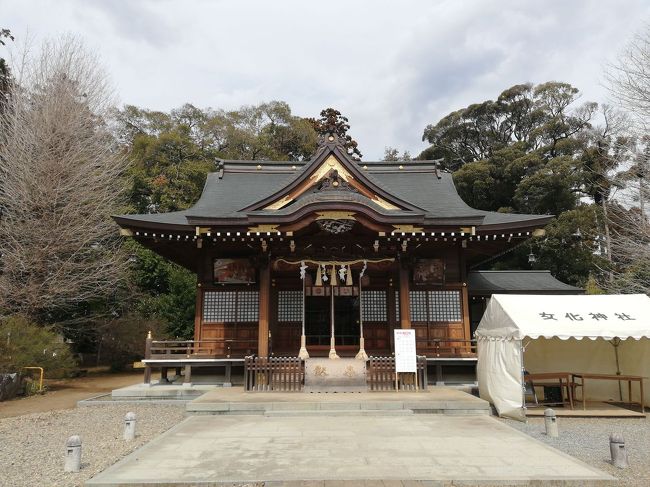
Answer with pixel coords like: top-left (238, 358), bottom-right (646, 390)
top-left (185, 387), bottom-right (491, 416)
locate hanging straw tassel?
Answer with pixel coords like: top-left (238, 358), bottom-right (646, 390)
top-left (330, 265), bottom-right (338, 286)
top-left (315, 265), bottom-right (322, 286)
top-left (346, 264), bottom-right (353, 286)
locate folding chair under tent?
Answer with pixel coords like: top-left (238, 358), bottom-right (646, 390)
top-left (475, 294), bottom-right (650, 420)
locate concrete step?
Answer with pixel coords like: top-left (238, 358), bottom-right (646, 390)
top-left (111, 383), bottom-right (220, 400)
top-left (186, 400), bottom-right (491, 416)
top-left (264, 409), bottom-right (415, 417)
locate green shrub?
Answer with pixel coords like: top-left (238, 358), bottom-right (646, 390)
top-left (98, 313), bottom-right (168, 371)
top-left (0, 315), bottom-right (77, 378)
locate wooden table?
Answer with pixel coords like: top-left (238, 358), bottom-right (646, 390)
top-left (526, 372), bottom-right (574, 409)
top-left (571, 373), bottom-right (645, 411)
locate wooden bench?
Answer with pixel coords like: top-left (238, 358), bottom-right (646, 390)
top-left (571, 373), bottom-right (645, 411)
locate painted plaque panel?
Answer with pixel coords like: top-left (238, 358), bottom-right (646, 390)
top-left (213, 258), bottom-right (256, 284)
top-left (413, 259), bottom-right (445, 285)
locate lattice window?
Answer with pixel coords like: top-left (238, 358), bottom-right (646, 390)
top-left (237, 291), bottom-right (259, 322)
top-left (409, 290), bottom-right (428, 322)
top-left (428, 290), bottom-right (462, 322)
top-left (361, 290), bottom-right (387, 322)
top-left (408, 290), bottom-right (462, 323)
top-left (395, 291), bottom-right (400, 321)
top-left (278, 290), bottom-right (303, 322)
top-left (202, 290), bottom-right (259, 323)
top-left (203, 291), bottom-right (236, 322)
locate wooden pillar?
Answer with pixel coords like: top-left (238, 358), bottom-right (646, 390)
top-left (399, 265), bottom-right (411, 329)
top-left (461, 285), bottom-right (471, 352)
top-left (143, 331), bottom-right (152, 385)
top-left (387, 278), bottom-right (397, 351)
top-left (258, 264), bottom-right (271, 357)
top-left (459, 246), bottom-right (472, 352)
top-left (193, 283), bottom-right (203, 342)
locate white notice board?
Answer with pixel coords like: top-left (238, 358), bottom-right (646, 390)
top-left (394, 329), bottom-right (417, 373)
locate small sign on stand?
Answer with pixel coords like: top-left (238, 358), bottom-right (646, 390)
top-left (394, 329), bottom-right (417, 391)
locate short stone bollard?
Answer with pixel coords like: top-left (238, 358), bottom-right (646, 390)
top-left (544, 408), bottom-right (558, 438)
top-left (124, 412), bottom-right (137, 441)
top-left (610, 433), bottom-right (629, 469)
top-left (64, 435), bottom-right (82, 473)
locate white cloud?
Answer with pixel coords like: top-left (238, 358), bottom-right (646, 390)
top-left (2, 0), bottom-right (649, 159)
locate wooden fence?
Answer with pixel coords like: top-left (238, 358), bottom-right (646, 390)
top-left (366, 355), bottom-right (428, 391)
top-left (244, 356), bottom-right (305, 392)
top-left (243, 355), bottom-right (428, 392)
top-left (415, 338), bottom-right (477, 357)
top-left (146, 338), bottom-right (258, 360)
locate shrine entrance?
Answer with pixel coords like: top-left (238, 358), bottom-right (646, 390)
top-left (305, 296), bottom-right (329, 347)
top-left (334, 296), bottom-right (360, 346)
top-left (304, 293), bottom-right (361, 356)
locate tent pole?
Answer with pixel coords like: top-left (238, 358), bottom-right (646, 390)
top-left (611, 338), bottom-right (623, 401)
top-left (520, 340), bottom-right (527, 422)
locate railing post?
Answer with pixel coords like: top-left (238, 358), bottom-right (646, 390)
top-left (145, 330), bottom-right (153, 359)
top-left (143, 331), bottom-right (152, 385)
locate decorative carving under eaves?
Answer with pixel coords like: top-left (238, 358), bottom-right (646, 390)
top-left (317, 219), bottom-right (355, 234)
top-left (313, 169), bottom-right (357, 194)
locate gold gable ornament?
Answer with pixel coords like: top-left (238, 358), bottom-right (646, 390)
top-left (263, 154), bottom-right (400, 211)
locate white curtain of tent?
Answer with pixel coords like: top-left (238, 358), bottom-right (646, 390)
top-left (475, 294), bottom-right (650, 420)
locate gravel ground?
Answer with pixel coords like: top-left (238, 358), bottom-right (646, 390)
top-left (500, 415), bottom-right (650, 486)
top-left (3, 402), bottom-right (648, 486)
top-left (0, 404), bottom-right (185, 487)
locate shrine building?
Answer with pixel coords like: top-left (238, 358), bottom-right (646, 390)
top-left (113, 134), bottom-right (578, 384)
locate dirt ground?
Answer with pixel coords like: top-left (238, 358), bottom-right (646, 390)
top-left (0, 369), bottom-right (144, 418)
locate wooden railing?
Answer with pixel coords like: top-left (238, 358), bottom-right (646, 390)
top-left (145, 338), bottom-right (258, 360)
top-left (367, 356), bottom-right (428, 391)
top-left (244, 356), bottom-right (305, 392)
top-left (416, 338), bottom-right (477, 357)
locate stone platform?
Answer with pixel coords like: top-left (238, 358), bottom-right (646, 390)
top-left (86, 414), bottom-right (613, 486)
top-left (304, 357), bottom-right (367, 393)
top-left (110, 382), bottom-right (219, 400)
top-left (186, 386), bottom-right (492, 416)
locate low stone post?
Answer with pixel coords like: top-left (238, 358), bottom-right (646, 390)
top-left (64, 435), bottom-right (82, 473)
top-left (124, 412), bottom-right (137, 441)
top-left (610, 433), bottom-right (629, 469)
top-left (544, 408), bottom-right (558, 438)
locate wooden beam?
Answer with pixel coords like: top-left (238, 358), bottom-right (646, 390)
top-left (399, 265), bottom-right (411, 329)
top-left (258, 264), bottom-right (271, 357)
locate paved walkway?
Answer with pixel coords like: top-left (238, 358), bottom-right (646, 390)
top-left (87, 414), bottom-right (612, 485)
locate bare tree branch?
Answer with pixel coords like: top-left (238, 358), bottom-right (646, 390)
top-left (0, 36), bottom-right (129, 321)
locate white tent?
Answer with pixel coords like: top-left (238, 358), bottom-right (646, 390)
top-left (475, 294), bottom-right (650, 420)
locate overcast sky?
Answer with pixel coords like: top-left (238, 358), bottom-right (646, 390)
top-left (3, 0), bottom-right (650, 159)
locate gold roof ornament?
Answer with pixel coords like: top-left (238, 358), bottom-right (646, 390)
top-left (248, 224), bottom-right (280, 233)
top-left (392, 224), bottom-right (423, 234)
top-left (315, 211), bottom-right (356, 221)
